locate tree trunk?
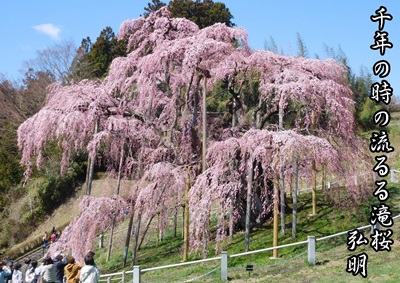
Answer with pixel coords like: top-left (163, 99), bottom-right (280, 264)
top-left (202, 218), bottom-right (209, 258)
top-left (229, 107), bottom-right (236, 241)
top-left (278, 100), bottom-right (284, 130)
top-left (160, 221), bottom-right (164, 242)
top-left (106, 216), bottom-right (116, 262)
top-left (232, 97), bottom-right (238, 127)
top-left (106, 145), bottom-right (124, 262)
top-left (322, 164), bottom-right (326, 191)
top-left (292, 153), bottom-right (298, 239)
top-left (173, 206), bottom-right (178, 238)
top-left (86, 119), bottom-right (99, 195)
top-left (245, 155), bottom-right (254, 252)
top-left (138, 213), bottom-right (156, 250)
top-left (311, 110), bottom-right (317, 215)
top-left (183, 167), bottom-right (190, 261)
top-left (273, 176), bottom-right (279, 258)
top-left (182, 205), bottom-right (185, 239)
top-left (280, 164), bottom-right (285, 235)
top-left (116, 144), bottom-right (124, 195)
top-left (123, 212), bottom-right (134, 268)
top-left (201, 77), bottom-right (208, 255)
top-left (105, 145), bottom-right (124, 262)
top-left (202, 76), bottom-right (207, 173)
top-left (229, 192), bottom-right (234, 241)
top-left (137, 136), bottom-right (145, 179)
top-left (156, 213), bottom-right (160, 247)
top-left (132, 211), bottom-right (142, 267)
top-left (312, 159), bottom-right (317, 215)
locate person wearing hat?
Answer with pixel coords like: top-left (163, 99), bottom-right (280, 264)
top-left (11, 263), bottom-right (22, 283)
top-left (0, 262), bottom-right (12, 283)
top-left (52, 253), bottom-right (67, 283)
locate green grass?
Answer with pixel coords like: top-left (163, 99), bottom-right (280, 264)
top-left (92, 184), bottom-right (400, 283)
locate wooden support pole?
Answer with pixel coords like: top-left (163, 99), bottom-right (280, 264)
top-left (245, 156), bottom-right (254, 252)
top-left (183, 167), bottom-right (190, 261)
top-left (312, 160), bottom-right (317, 215)
top-left (292, 153), bottom-right (298, 239)
top-left (273, 176), bottom-right (279, 258)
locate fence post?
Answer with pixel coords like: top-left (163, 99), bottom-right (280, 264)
top-left (107, 277), bottom-right (111, 283)
top-left (221, 251), bottom-right (228, 281)
top-left (133, 265), bottom-right (141, 283)
top-left (307, 236), bottom-right (316, 265)
top-left (371, 222), bottom-right (381, 234)
top-left (122, 270), bottom-right (126, 283)
top-left (99, 233), bottom-right (104, 248)
top-left (391, 170), bottom-right (396, 183)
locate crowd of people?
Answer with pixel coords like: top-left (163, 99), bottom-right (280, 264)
top-left (0, 251), bottom-right (100, 283)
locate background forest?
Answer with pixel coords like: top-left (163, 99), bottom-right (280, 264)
top-left (0, 0), bottom-right (395, 258)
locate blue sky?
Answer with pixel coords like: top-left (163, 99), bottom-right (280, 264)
top-left (1, 1), bottom-right (399, 96)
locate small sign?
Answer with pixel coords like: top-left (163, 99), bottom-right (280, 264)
top-left (246, 264), bottom-right (253, 277)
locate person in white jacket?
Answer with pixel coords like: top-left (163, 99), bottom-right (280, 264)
top-left (11, 263), bottom-right (22, 283)
top-left (79, 254), bottom-right (99, 283)
top-left (25, 260), bottom-right (39, 283)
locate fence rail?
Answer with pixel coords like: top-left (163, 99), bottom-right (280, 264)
top-left (229, 240), bottom-right (309, 258)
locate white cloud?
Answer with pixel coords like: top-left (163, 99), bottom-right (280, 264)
top-left (32, 24), bottom-right (61, 40)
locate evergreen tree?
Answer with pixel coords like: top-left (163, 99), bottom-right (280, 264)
top-left (87, 27), bottom-right (126, 78)
top-left (143, 0), bottom-right (167, 17)
top-left (0, 81), bottom-right (23, 211)
top-left (69, 37), bottom-right (93, 81)
top-left (296, 32), bottom-right (308, 58)
top-left (168, 0), bottom-right (234, 28)
top-left (264, 36), bottom-right (280, 54)
top-left (70, 27), bottom-right (127, 80)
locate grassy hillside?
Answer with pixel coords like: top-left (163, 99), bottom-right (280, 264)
top-left (91, 184), bottom-right (400, 283)
top-left (5, 173), bottom-right (134, 258)
top-left (14, 183), bottom-right (399, 282)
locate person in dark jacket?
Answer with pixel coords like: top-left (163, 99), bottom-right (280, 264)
top-left (52, 252), bottom-right (67, 283)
